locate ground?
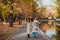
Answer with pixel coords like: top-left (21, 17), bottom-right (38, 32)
top-left (0, 20), bottom-right (57, 40)
top-left (9, 25), bottom-right (49, 40)
top-left (0, 20), bottom-right (28, 40)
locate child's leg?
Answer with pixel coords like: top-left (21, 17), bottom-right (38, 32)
top-left (34, 32), bottom-right (38, 38)
top-left (34, 34), bottom-right (38, 38)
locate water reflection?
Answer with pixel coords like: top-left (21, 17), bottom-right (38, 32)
top-left (40, 20), bottom-right (57, 40)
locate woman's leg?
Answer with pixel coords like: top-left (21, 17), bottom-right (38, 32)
top-left (27, 34), bottom-right (30, 38)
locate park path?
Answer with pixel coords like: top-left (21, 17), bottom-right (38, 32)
top-left (9, 25), bottom-right (49, 40)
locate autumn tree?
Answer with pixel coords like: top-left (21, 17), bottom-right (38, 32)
top-left (57, 0), bottom-right (60, 18)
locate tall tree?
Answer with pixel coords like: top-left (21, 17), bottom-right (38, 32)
top-left (57, 0), bottom-right (60, 18)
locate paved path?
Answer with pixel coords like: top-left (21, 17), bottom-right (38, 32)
top-left (10, 25), bottom-right (49, 40)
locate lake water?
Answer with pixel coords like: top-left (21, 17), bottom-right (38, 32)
top-left (40, 20), bottom-right (59, 40)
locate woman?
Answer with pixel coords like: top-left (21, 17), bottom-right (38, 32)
top-left (27, 21), bottom-right (32, 38)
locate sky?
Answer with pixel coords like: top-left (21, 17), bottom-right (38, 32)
top-left (34, 0), bottom-right (57, 8)
top-left (42, 0), bottom-right (57, 7)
